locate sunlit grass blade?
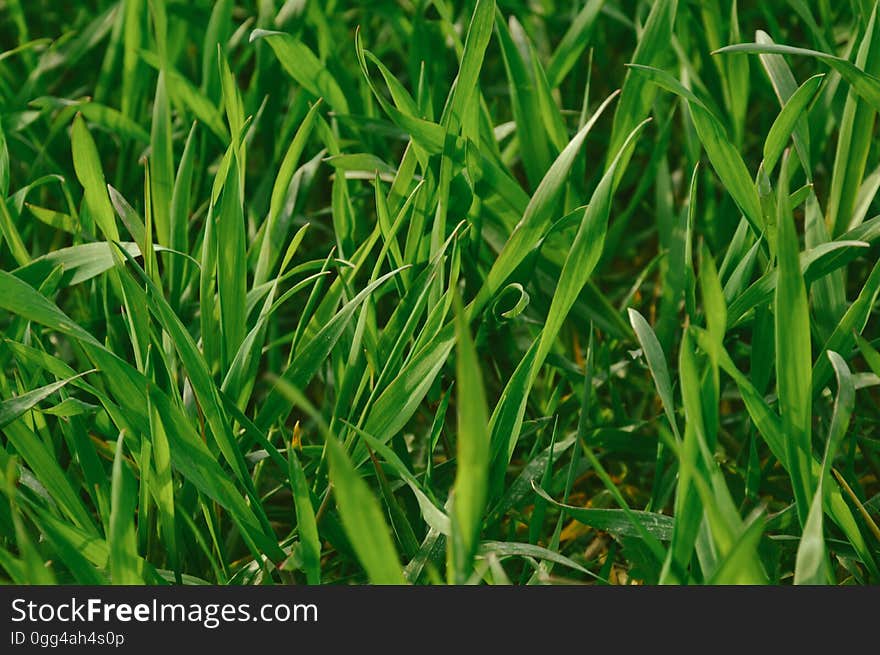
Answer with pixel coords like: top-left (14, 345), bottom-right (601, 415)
top-left (150, 71), bottom-right (173, 247)
top-left (254, 101), bottom-right (321, 285)
top-left (795, 351), bottom-right (854, 584)
top-left (71, 113), bottom-right (119, 241)
top-left (627, 308), bottom-right (680, 440)
top-left (440, 0), bottom-right (494, 131)
top-left (146, 384), bottom-right (179, 583)
top-left (825, 5), bottom-right (880, 236)
top-left (774, 151), bottom-right (814, 526)
top-left (109, 430), bottom-right (143, 584)
top-left (448, 293), bottom-right (490, 583)
top-left (249, 29), bottom-right (350, 114)
top-left (472, 90), bottom-right (620, 314)
top-left (715, 41), bottom-right (880, 114)
top-left (754, 30), bottom-right (813, 177)
top-left (0, 370), bottom-right (92, 429)
top-left (762, 74), bottom-right (824, 176)
top-left (494, 13), bottom-right (551, 188)
top-left (326, 435), bottom-right (406, 585)
top-left (287, 445), bottom-right (321, 585)
top-left (535, 120), bottom-right (649, 369)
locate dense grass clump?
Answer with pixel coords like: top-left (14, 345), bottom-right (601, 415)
top-left (0, 0), bottom-right (879, 585)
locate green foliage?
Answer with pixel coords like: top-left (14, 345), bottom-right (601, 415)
top-left (1, 0), bottom-right (878, 586)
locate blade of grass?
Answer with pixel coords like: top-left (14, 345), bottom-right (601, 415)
top-left (325, 435), bottom-right (406, 584)
top-left (447, 292), bottom-right (490, 583)
top-left (775, 151), bottom-right (815, 527)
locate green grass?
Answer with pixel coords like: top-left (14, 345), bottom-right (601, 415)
top-left (1, 0), bottom-right (879, 585)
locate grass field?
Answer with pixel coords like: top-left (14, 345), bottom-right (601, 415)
top-left (1, 0), bottom-right (879, 585)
